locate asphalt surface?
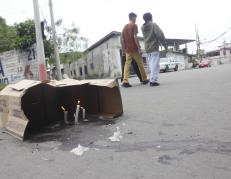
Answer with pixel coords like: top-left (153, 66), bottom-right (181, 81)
top-left (1, 64), bottom-right (231, 179)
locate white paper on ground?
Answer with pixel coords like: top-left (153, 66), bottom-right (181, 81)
top-left (109, 127), bottom-right (123, 142)
top-left (70, 144), bottom-right (89, 156)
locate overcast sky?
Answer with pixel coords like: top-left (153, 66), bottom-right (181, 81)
top-left (1, 0), bottom-right (231, 53)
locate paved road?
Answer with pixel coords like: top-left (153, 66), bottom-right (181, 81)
top-left (1, 64), bottom-right (231, 179)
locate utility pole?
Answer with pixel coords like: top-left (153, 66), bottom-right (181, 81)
top-left (33, 0), bottom-right (47, 81)
top-left (49, 0), bottom-right (62, 80)
top-left (195, 24), bottom-right (201, 61)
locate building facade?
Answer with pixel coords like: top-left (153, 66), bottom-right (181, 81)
top-left (205, 42), bottom-right (231, 66)
top-left (64, 31), bottom-right (194, 79)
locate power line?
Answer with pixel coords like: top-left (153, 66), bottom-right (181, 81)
top-left (201, 26), bottom-right (231, 44)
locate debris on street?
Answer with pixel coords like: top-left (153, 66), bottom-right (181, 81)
top-left (70, 144), bottom-right (89, 156)
top-left (109, 127), bottom-right (123, 142)
top-left (156, 145), bottom-right (161, 149)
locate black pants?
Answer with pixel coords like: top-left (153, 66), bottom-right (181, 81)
top-left (121, 55), bottom-right (142, 82)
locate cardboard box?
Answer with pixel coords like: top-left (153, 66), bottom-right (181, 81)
top-left (0, 79), bottom-right (123, 140)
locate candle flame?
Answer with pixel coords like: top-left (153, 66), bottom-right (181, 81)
top-left (61, 106), bottom-right (66, 111)
top-left (77, 100), bottom-right (80, 105)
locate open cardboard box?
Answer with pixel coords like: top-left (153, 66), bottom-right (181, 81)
top-left (0, 79), bottom-right (123, 140)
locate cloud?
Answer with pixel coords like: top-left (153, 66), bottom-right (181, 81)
top-left (1, 0), bottom-right (230, 52)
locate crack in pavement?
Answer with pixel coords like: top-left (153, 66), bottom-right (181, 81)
top-left (90, 139), bottom-right (231, 155)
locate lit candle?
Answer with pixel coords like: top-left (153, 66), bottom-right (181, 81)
top-left (81, 107), bottom-right (86, 119)
top-left (74, 100), bottom-right (80, 125)
top-left (61, 106), bottom-right (68, 124)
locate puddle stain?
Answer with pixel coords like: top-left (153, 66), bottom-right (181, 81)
top-left (24, 120), bottom-right (231, 156)
top-left (162, 122), bottom-right (175, 127)
top-left (158, 155), bottom-right (173, 165)
top-left (26, 119), bottom-right (115, 151)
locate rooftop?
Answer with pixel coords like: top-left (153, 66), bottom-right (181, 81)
top-left (85, 31), bottom-right (195, 52)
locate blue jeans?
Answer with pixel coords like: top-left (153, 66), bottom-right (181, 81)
top-left (147, 51), bottom-right (160, 83)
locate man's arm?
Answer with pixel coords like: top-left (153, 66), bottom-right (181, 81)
top-left (134, 34), bottom-right (141, 49)
top-left (153, 23), bottom-right (167, 50)
top-left (121, 36), bottom-right (125, 52)
top-left (121, 29), bottom-right (126, 53)
top-left (133, 24), bottom-right (141, 54)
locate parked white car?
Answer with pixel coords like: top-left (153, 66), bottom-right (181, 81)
top-left (160, 57), bottom-right (185, 72)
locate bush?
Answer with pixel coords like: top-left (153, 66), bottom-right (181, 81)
top-left (0, 84), bottom-right (6, 91)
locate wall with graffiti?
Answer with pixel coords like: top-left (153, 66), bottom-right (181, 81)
top-left (0, 46), bottom-right (39, 84)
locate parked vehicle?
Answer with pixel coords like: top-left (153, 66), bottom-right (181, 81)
top-left (199, 59), bottom-right (210, 68)
top-left (160, 57), bottom-right (185, 72)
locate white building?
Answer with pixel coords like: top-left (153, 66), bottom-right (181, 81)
top-left (64, 31), bottom-right (194, 79)
top-left (204, 42), bottom-right (231, 66)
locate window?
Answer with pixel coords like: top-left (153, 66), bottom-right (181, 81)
top-left (207, 51), bottom-right (219, 57)
top-left (182, 48), bottom-right (187, 54)
top-left (79, 67), bottom-right (83, 76)
top-left (90, 63), bottom-right (94, 70)
top-left (84, 65), bottom-right (88, 75)
top-left (223, 50), bottom-right (226, 56)
top-left (74, 69), bottom-right (76, 76)
top-left (91, 52), bottom-right (94, 60)
top-left (70, 71), bottom-right (73, 76)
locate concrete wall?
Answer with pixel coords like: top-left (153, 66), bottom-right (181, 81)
top-left (64, 36), bottom-right (123, 79)
top-left (210, 56), bottom-right (231, 66)
top-left (64, 35), bottom-right (158, 79)
top-left (219, 48), bottom-right (231, 64)
top-left (0, 46), bottom-right (39, 84)
top-left (64, 35), bottom-right (192, 79)
top-left (204, 46), bottom-right (231, 67)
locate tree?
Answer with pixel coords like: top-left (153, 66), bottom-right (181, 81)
top-left (60, 23), bottom-right (88, 52)
top-left (60, 51), bottom-right (83, 64)
top-left (0, 17), bottom-right (87, 64)
top-left (13, 20), bottom-right (36, 50)
top-left (11, 19), bottom-right (54, 58)
top-left (0, 17), bottom-right (16, 52)
top-left (46, 20), bottom-right (88, 64)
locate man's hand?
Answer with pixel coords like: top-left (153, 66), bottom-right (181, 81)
top-left (138, 48), bottom-right (142, 55)
top-left (164, 44), bottom-right (168, 52)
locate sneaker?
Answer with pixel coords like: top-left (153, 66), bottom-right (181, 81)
top-left (150, 82), bottom-right (160, 87)
top-left (122, 83), bottom-right (132, 88)
top-left (142, 80), bottom-right (149, 85)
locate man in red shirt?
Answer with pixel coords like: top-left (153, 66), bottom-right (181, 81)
top-left (121, 12), bottom-right (149, 87)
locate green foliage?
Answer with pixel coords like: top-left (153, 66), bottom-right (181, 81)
top-left (60, 23), bottom-right (88, 52)
top-left (0, 17), bottom-right (16, 52)
top-left (0, 16), bottom-right (87, 66)
top-left (11, 19), bottom-right (54, 57)
top-left (46, 20), bottom-right (88, 64)
top-left (60, 51), bottom-right (83, 64)
top-left (44, 39), bottom-right (54, 58)
top-left (13, 20), bottom-right (36, 50)
top-left (0, 84), bottom-right (6, 91)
